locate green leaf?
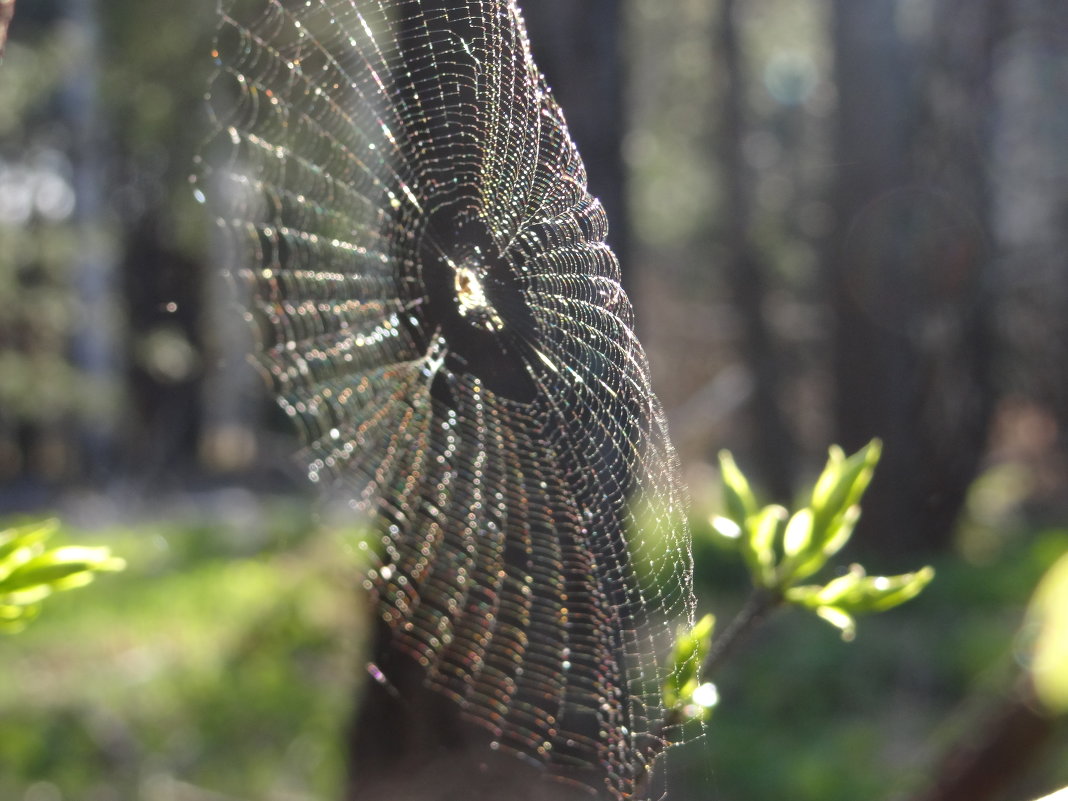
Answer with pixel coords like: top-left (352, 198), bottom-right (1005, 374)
top-left (691, 612), bottom-right (715, 642)
top-left (810, 440), bottom-right (881, 530)
top-left (0, 519), bottom-right (58, 561)
top-left (779, 440), bottom-right (881, 584)
top-left (0, 603), bottom-right (39, 633)
top-left (808, 504), bottom-right (861, 568)
top-left (786, 566), bottom-right (935, 627)
top-left (0, 520), bottom-right (126, 634)
top-left (688, 681), bottom-right (720, 721)
top-left (782, 583), bottom-right (822, 606)
top-left (815, 605), bottom-right (856, 641)
top-left (834, 567), bottom-right (935, 614)
top-left (1031, 786), bottom-right (1068, 801)
top-left (782, 508), bottom-right (814, 560)
top-left (0, 546), bottom-right (125, 594)
top-left (741, 505), bottom-right (786, 588)
top-left (0, 544), bottom-right (36, 584)
top-left (820, 566), bottom-right (868, 604)
top-left (2, 583), bottom-right (56, 605)
top-left (0, 602), bottom-right (30, 620)
top-left (709, 515), bottom-right (743, 544)
top-left (1027, 551), bottom-right (1068, 714)
top-left (809, 445), bottom-right (846, 512)
top-left (718, 451), bottom-right (758, 528)
top-left (784, 516), bottom-right (862, 584)
top-left (663, 613), bottom-right (715, 711)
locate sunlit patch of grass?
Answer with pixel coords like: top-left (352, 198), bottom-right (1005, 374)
top-left (0, 505), bottom-right (369, 801)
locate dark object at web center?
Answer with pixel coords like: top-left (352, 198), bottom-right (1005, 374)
top-left (406, 201), bottom-right (538, 404)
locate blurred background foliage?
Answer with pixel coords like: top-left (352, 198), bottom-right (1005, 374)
top-left (0, 0), bottom-right (1066, 799)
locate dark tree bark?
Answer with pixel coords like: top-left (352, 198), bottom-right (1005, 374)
top-left (828, 0), bottom-right (917, 558)
top-left (905, 0), bottom-right (1005, 552)
top-left (346, 621), bottom-right (599, 801)
top-left (522, 0), bottom-right (629, 291)
top-left (715, 0), bottom-right (796, 501)
top-left (1009, 0), bottom-right (1068, 475)
top-left (827, 0), bottom-right (1003, 557)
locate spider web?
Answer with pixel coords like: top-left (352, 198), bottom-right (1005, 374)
top-left (195, 1), bottom-right (696, 797)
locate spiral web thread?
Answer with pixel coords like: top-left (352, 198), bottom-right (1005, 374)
top-left (196, 1), bottom-right (696, 797)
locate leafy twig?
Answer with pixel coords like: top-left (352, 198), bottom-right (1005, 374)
top-left (663, 439), bottom-right (935, 723)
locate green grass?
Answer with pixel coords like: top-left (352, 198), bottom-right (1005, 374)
top-left (0, 500), bottom-right (369, 801)
top-left (1, 502), bottom-right (1065, 801)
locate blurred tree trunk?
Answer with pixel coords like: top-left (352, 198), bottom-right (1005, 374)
top-left (827, 0), bottom-right (1002, 557)
top-left (65, 0), bottom-right (124, 481)
top-left (344, 6), bottom-right (624, 798)
top-left (1013, 0), bottom-right (1068, 475)
top-left (345, 621), bottom-right (597, 801)
top-left (715, 0), bottom-right (796, 501)
top-left (523, 0), bottom-right (629, 291)
top-left (0, 0), bottom-right (15, 54)
top-left (908, 677), bottom-right (1057, 801)
top-left (908, 0), bottom-right (1005, 552)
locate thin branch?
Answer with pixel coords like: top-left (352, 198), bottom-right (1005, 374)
top-left (905, 677), bottom-right (1058, 801)
top-left (700, 587), bottom-right (781, 682)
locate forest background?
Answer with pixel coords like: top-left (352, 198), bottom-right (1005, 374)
top-left (0, 1), bottom-right (1066, 800)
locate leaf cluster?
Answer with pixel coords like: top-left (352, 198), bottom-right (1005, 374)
top-left (0, 519), bottom-right (125, 633)
top-left (712, 439), bottom-right (933, 641)
top-left (665, 440), bottom-right (935, 724)
top-left (664, 612), bottom-right (717, 722)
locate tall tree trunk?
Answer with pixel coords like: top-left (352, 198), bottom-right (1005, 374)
top-left (827, 0), bottom-right (1001, 558)
top-left (907, 0), bottom-right (1005, 553)
top-left (715, 0), bottom-right (796, 501)
top-left (346, 620), bottom-right (596, 801)
top-left (1006, 0), bottom-right (1068, 474)
top-left (64, 0), bottom-right (124, 481)
top-left (523, 0), bottom-right (629, 290)
top-left (828, 0), bottom-right (915, 558)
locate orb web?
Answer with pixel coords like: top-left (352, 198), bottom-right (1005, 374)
top-left (196, 1), bottom-right (696, 797)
